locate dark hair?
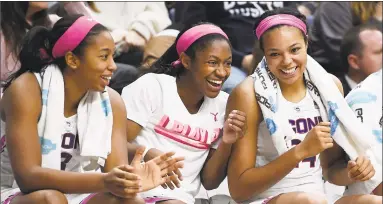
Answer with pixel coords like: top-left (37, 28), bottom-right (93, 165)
top-left (340, 23), bottom-right (381, 73)
top-left (253, 8), bottom-right (308, 51)
top-left (3, 15), bottom-right (108, 90)
top-left (144, 22), bottom-right (231, 77)
top-left (1, 2), bottom-right (51, 59)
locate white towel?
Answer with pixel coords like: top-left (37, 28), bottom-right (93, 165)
top-left (343, 69), bottom-right (382, 195)
top-left (36, 65), bottom-right (113, 171)
top-left (252, 55), bottom-right (382, 194)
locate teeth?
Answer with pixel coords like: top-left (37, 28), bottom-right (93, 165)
top-left (207, 79), bottom-right (222, 85)
top-left (101, 76), bottom-right (111, 81)
top-left (281, 67), bottom-right (297, 74)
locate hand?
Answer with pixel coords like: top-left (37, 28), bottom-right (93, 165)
top-left (223, 110), bottom-right (247, 144)
top-left (124, 30), bottom-right (147, 50)
top-left (103, 164), bottom-right (142, 198)
top-left (241, 54), bottom-right (254, 75)
top-left (297, 122), bottom-right (333, 158)
top-left (348, 156), bottom-right (375, 181)
top-left (130, 146), bottom-right (184, 192)
top-left (144, 148), bottom-right (185, 190)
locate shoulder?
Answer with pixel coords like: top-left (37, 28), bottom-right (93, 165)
top-left (329, 73), bottom-right (344, 96)
top-left (1, 72), bottom-right (42, 121)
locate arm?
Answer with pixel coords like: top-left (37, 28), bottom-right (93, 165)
top-left (3, 73), bottom-right (107, 194)
top-left (320, 75), bottom-right (367, 186)
top-left (200, 144), bottom-right (232, 190)
top-left (227, 78), bottom-right (307, 202)
top-left (103, 87), bottom-right (129, 172)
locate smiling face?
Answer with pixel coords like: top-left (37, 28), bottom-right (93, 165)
top-left (186, 38), bottom-right (232, 98)
top-left (74, 31), bottom-right (117, 92)
top-left (262, 25), bottom-right (308, 86)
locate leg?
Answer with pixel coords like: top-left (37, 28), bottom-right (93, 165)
top-left (335, 195), bottom-right (382, 204)
top-left (83, 192), bottom-right (145, 204)
top-left (157, 200), bottom-right (186, 204)
top-left (10, 190), bottom-right (67, 204)
top-left (267, 192), bottom-right (327, 204)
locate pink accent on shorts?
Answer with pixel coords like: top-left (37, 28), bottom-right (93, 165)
top-left (80, 193), bottom-right (98, 204)
top-left (3, 192), bottom-right (22, 204)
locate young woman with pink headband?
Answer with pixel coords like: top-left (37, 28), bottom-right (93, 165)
top-left (121, 22), bottom-right (247, 203)
top-left (227, 8), bottom-right (377, 204)
top-left (0, 15), bottom-right (183, 204)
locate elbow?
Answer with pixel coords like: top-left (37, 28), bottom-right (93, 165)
top-left (230, 188), bottom-right (252, 203)
top-left (228, 180), bottom-right (252, 203)
top-left (14, 167), bottom-right (41, 194)
top-left (201, 178), bottom-right (220, 190)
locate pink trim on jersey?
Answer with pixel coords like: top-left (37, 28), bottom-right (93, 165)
top-left (154, 115), bottom-right (221, 149)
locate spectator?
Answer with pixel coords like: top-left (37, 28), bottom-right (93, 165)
top-left (87, 2), bottom-right (172, 67)
top-left (339, 23), bottom-right (382, 96)
top-left (309, 2), bottom-right (382, 78)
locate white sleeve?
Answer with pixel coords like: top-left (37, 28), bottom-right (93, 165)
top-left (121, 74), bottom-right (161, 127)
top-left (129, 2), bottom-right (172, 41)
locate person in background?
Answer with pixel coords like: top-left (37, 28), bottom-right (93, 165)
top-left (309, 2), bottom-right (382, 78)
top-left (1, 1), bottom-right (92, 88)
top-left (339, 23), bottom-right (382, 96)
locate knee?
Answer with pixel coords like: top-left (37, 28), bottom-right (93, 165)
top-left (40, 190), bottom-right (68, 204)
top-left (294, 192), bottom-right (327, 204)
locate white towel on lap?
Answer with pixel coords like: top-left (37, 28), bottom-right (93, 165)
top-left (252, 55), bottom-right (382, 194)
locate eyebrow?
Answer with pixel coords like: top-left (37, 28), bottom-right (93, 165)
top-left (208, 55), bottom-right (232, 60)
top-left (99, 48), bottom-right (111, 52)
top-left (267, 43), bottom-right (301, 52)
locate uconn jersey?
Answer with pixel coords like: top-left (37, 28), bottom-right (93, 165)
top-left (253, 89), bottom-right (324, 200)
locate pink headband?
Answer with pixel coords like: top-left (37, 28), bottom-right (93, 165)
top-left (255, 14), bottom-right (307, 39)
top-left (52, 16), bottom-right (99, 58)
top-left (171, 24), bottom-right (228, 68)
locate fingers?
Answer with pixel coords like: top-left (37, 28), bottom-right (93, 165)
top-left (349, 156), bottom-right (375, 181)
top-left (173, 167), bottom-right (184, 181)
top-left (115, 166), bottom-right (141, 181)
top-left (114, 177), bottom-right (142, 189)
top-left (151, 151), bottom-right (176, 164)
top-left (318, 122), bottom-right (331, 126)
top-left (131, 146), bottom-right (146, 165)
top-left (360, 168), bottom-right (375, 181)
top-left (228, 110), bottom-right (246, 122)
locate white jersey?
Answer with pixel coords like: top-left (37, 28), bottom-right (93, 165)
top-left (1, 114), bottom-right (94, 203)
top-left (250, 88), bottom-right (324, 201)
top-left (121, 73), bottom-right (228, 204)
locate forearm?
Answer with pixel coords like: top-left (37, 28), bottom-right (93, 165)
top-left (231, 146), bottom-right (304, 202)
top-left (18, 167), bottom-right (106, 194)
top-left (325, 162), bottom-right (355, 186)
top-left (201, 143), bottom-right (232, 190)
